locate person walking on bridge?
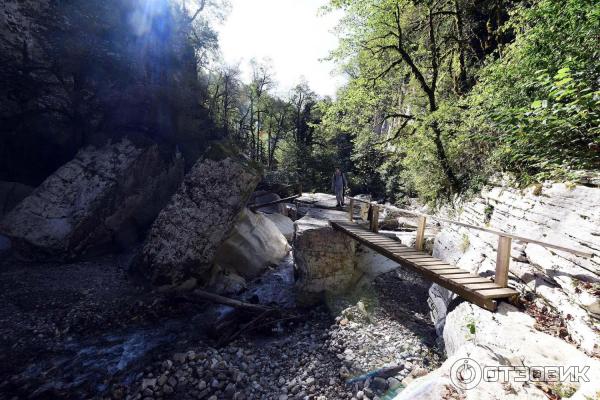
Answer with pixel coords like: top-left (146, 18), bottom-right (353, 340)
top-left (331, 167), bottom-right (348, 208)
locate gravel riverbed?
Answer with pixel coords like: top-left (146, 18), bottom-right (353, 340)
top-left (120, 271), bottom-right (442, 400)
top-left (0, 252), bottom-right (442, 400)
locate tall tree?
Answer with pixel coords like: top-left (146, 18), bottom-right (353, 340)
top-left (326, 0), bottom-right (482, 195)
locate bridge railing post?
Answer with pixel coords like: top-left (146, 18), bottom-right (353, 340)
top-left (370, 204), bottom-right (379, 233)
top-left (348, 198), bottom-right (354, 222)
top-left (415, 216), bottom-right (426, 251)
top-left (495, 235), bottom-right (512, 287)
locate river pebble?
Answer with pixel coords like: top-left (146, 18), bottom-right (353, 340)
top-left (122, 300), bottom-right (441, 400)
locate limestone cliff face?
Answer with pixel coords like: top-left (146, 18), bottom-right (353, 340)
top-left (431, 183), bottom-right (600, 356)
top-left (1, 0), bottom-right (211, 184)
top-left (0, 1), bottom-right (46, 63)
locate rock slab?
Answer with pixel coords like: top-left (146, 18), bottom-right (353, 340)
top-left (263, 213), bottom-right (295, 242)
top-left (0, 140), bottom-right (183, 260)
top-left (213, 208), bottom-right (290, 280)
top-left (136, 150), bottom-right (260, 287)
top-left (293, 217), bottom-right (357, 304)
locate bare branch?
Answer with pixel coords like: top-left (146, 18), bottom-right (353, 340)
top-left (190, 0), bottom-right (207, 23)
top-left (383, 113), bottom-right (415, 120)
top-left (371, 59), bottom-right (403, 84)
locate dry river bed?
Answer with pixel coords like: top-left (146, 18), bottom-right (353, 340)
top-left (0, 252), bottom-right (442, 400)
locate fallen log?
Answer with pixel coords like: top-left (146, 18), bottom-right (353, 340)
top-left (173, 289), bottom-right (302, 345)
top-left (176, 289), bottom-right (275, 313)
top-left (248, 194), bottom-right (301, 211)
top-left (346, 364), bottom-right (405, 385)
top-left (218, 309), bottom-right (274, 346)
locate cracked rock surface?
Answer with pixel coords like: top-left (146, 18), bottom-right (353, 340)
top-left (136, 153), bottom-right (261, 287)
top-left (431, 183), bottom-right (600, 356)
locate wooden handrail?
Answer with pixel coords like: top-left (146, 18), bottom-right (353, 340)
top-left (347, 196), bottom-right (372, 205)
top-left (345, 196), bottom-right (594, 289)
top-left (345, 196), bottom-right (593, 258)
top-left (393, 207), bottom-right (593, 258)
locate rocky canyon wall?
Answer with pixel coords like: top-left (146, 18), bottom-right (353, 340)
top-left (431, 182), bottom-right (600, 356)
top-left (400, 182), bottom-right (600, 399)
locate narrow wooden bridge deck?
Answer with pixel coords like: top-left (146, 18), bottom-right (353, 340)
top-left (331, 220), bottom-right (519, 311)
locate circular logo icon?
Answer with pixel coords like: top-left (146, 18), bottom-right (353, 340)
top-left (450, 358), bottom-right (482, 390)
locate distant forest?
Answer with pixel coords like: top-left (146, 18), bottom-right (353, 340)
top-left (1, 0), bottom-right (598, 204)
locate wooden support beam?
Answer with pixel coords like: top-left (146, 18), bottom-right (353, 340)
top-left (415, 216), bottom-right (427, 251)
top-left (370, 205), bottom-right (380, 233)
top-left (348, 198), bottom-right (355, 222)
top-left (495, 235), bottom-right (512, 288)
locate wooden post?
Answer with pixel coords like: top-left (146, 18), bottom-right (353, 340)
top-left (415, 216), bottom-right (426, 251)
top-left (495, 235), bottom-right (512, 287)
top-left (348, 198), bottom-right (355, 222)
top-left (370, 204), bottom-right (379, 233)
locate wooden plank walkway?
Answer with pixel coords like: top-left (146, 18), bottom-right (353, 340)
top-left (331, 220), bottom-right (519, 311)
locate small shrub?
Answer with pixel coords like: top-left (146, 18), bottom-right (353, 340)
top-left (466, 319), bottom-right (476, 335)
top-left (551, 383), bottom-right (577, 398)
top-left (484, 204), bottom-right (494, 224)
top-left (460, 234), bottom-right (471, 252)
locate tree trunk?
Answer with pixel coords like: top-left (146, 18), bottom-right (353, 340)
top-left (223, 80), bottom-right (229, 136)
top-left (249, 97), bottom-right (255, 158)
top-left (453, 0), bottom-right (469, 94)
top-left (431, 121), bottom-right (460, 193)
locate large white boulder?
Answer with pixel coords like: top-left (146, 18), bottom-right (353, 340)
top-left (213, 208), bottom-right (290, 280)
top-left (395, 302), bottom-right (600, 400)
top-left (0, 140), bottom-right (183, 260)
top-left (263, 212), bottom-right (294, 242)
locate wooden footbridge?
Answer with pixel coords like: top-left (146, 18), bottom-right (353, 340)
top-left (330, 197), bottom-right (593, 311)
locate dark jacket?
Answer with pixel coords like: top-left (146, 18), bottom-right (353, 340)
top-left (331, 172), bottom-right (347, 192)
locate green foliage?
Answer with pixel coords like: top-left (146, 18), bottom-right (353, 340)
top-left (317, 0), bottom-right (599, 205)
top-left (466, 0), bottom-right (600, 185)
top-left (466, 319), bottom-right (476, 335)
top-left (488, 68), bottom-right (600, 182)
top-left (460, 234), bottom-right (470, 252)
